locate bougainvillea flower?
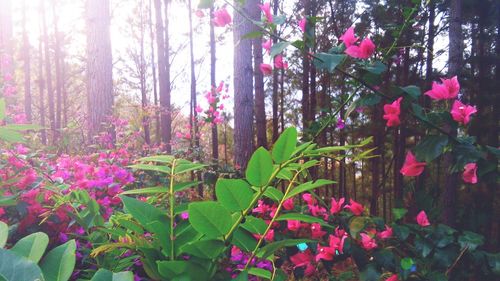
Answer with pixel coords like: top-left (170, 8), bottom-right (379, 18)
top-left (195, 10), bottom-right (204, 18)
top-left (213, 7), bottom-right (232, 27)
top-left (400, 151), bottom-right (426, 176)
top-left (259, 2), bottom-right (273, 23)
top-left (299, 18), bottom-right (307, 33)
top-left (424, 76), bottom-right (460, 100)
top-left (302, 193), bottom-right (316, 205)
top-left (345, 38), bottom-right (375, 59)
top-left (336, 117), bottom-right (345, 129)
top-left (259, 63), bottom-right (273, 75)
top-left (462, 163), bottom-right (478, 184)
top-left (310, 223), bottom-right (327, 239)
top-left (344, 199), bottom-right (364, 216)
top-left (330, 197), bottom-right (345, 215)
top-left (383, 97), bottom-right (403, 127)
top-left (283, 198), bottom-right (294, 210)
top-left (451, 100), bottom-right (477, 125)
top-left (339, 27), bottom-right (358, 48)
top-left (262, 39), bottom-right (272, 54)
top-left (287, 220), bottom-right (302, 232)
top-left (290, 249), bottom-right (316, 276)
top-left (308, 204), bottom-right (327, 217)
top-left (416, 210), bottom-right (430, 227)
top-left (386, 274), bottom-right (399, 281)
top-left (359, 233), bottom-right (378, 250)
top-left (377, 225), bottom-right (393, 239)
top-left (274, 55), bottom-right (288, 69)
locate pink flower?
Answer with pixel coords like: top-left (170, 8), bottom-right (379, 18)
top-left (416, 210), bottom-right (430, 227)
top-left (262, 39), bottom-right (272, 54)
top-left (330, 197), bottom-right (345, 215)
top-left (451, 100), bottom-right (477, 125)
top-left (195, 105), bottom-right (203, 113)
top-left (462, 163), bottom-right (478, 184)
top-left (424, 76), bottom-right (460, 100)
top-left (377, 225), bottom-right (393, 239)
top-left (336, 117), bottom-right (345, 129)
top-left (259, 2), bottom-right (273, 23)
top-left (310, 223), bottom-right (326, 239)
top-left (195, 10), bottom-right (204, 18)
top-left (175, 132), bottom-right (183, 138)
top-left (302, 193), bottom-right (316, 205)
top-left (339, 27), bottom-right (358, 48)
top-left (345, 38), bottom-right (376, 59)
top-left (287, 220), bottom-right (302, 232)
top-left (299, 18), bottom-right (307, 33)
top-left (259, 63), bottom-right (273, 75)
top-left (274, 55), bottom-right (288, 69)
top-left (213, 7), bottom-right (232, 27)
top-left (283, 198), bottom-right (294, 210)
top-left (315, 234), bottom-right (346, 262)
top-left (360, 233), bottom-right (377, 250)
top-left (383, 97), bottom-right (403, 127)
top-left (344, 199), bottom-right (364, 216)
top-left (400, 151), bottom-right (426, 177)
top-left (290, 250), bottom-right (316, 276)
top-left (386, 274), bottom-right (399, 281)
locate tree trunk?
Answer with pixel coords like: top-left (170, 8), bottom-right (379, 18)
top-left (271, 0), bottom-right (279, 142)
top-left (148, 0), bottom-right (160, 144)
top-left (22, 0), bottom-right (32, 122)
top-left (52, 0), bottom-right (63, 138)
top-left (441, 0), bottom-right (463, 226)
top-left (188, 0), bottom-right (199, 151)
top-left (85, 0), bottom-right (114, 140)
top-left (301, 0), bottom-right (311, 135)
top-left (210, 5), bottom-right (219, 160)
top-left (233, 0), bottom-right (255, 169)
top-left (38, 6), bottom-right (47, 144)
top-left (42, 0), bottom-right (56, 143)
top-left (162, 0), bottom-right (172, 152)
top-left (140, 0), bottom-right (151, 145)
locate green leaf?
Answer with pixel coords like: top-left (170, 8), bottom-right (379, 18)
top-left (313, 53), bottom-right (345, 73)
top-left (414, 135), bottom-right (449, 162)
top-left (458, 231), bottom-right (484, 251)
top-left (180, 239), bottom-right (226, 259)
top-left (272, 127), bottom-right (297, 164)
top-left (137, 155), bottom-right (174, 164)
top-left (121, 186), bottom-right (168, 195)
top-left (241, 217), bottom-right (268, 235)
top-left (188, 201), bottom-right (232, 238)
top-left (119, 196), bottom-right (167, 234)
top-left (272, 15), bottom-right (286, 25)
top-left (0, 128), bottom-right (25, 143)
top-left (0, 248), bottom-right (45, 281)
top-left (285, 179), bottom-right (335, 200)
top-left (174, 162), bottom-right (206, 175)
top-left (197, 0), bottom-right (213, 9)
top-left (40, 239), bottom-right (76, 281)
top-left (11, 232), bottom-right (49, 263)
top-left (174, 181), bottom-right (202, 192)
top-left (0, 222), bottom-right (8, 248)
top-left (3, 124), bottom-right (42, 131)
top-left (349, 217), bottom-right (367, 237)
top-left (248, 268), bottom-right (271, 279)
top-left (90, 269), bottom-right (134, 281)
top-left (270, 42), bottom-right (291, 58)
top-left (0, 99), bottom-right (5, 120)
top-left (415, 236), bottom-right (433, 258)
top-left (257, 239), bottom-right (314, 259)
top-left (232, 271), bottom-right (249, 281)
top-left (128, 164), bottom-right (170, 174)
top-left (242, 31), bottom-right (262, 40)
top-left (412, 103), bottom-right (428, 122)
top-left (392, 208), bottom-right (408, 221)
top-left (157, 261), bottom-right (189, 279)
top-left (231, 228), bottom-right (257, 252)
top-left (401, 257), bottom-right (414, 270)
top-left (263, 187), bottom-right (284, 202)
top-left (276, 213), bottom-right (331, 228)
top-left (401, 85), bottom-right (421, 100)
top-left (246, 147), bottom-right (274, 187)
top-left (393, 225), bottom-right (410, 241)
top-left (216, 179), bottom-right (254, 212)
top-left (363, 61), bottom-right (387, 74)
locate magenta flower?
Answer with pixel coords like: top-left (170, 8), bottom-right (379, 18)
top-left (259, 2), bottom-right (273, 23)
top-left (383, 97), bottom-right (403, 127)
top-left (213, 7), bottom-right (232, 27)
top-left (416, 210), bottom-right (430, 227)
top-left (298, 18), bottom-right (307, 33)
top-left (400, 151), bottom-right (426, 177)
top-left (344, 198), bottom-right (364, 216)
top-left (360, 233), bottom-right (377, 250)
top-left (330, 197), bottom-right (345, 215)
top-left (259, 63), bottom-right (273, 75)
top-left (339, 27), bottom-right (358, 48)
top-left (451, 100), bottom-right (477, 125)
top-left (377, 225), bottom-right (393, 239)
top-left (262, 39), bottom-right (272, 54)
top-left (345, 38), bottom-right (375, 59)
top-left (424, 76), bottom-right (460, 100)
top-left (290, 249), bottom-right (315, 276)
top-left (274, 55), bottom-right (288, 69)
top-left (462, 163), bottom-right (478, 184)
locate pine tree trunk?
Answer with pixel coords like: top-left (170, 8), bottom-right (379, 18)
top-left (301, 0), bottom-right (311, 136)
top-left (85, 0), bottom-right (114, 140)
top-left (22, 0), bottom-right (32, 122)
top-left (148, 0), bottom-right (160, 144)
top-left (42, 0), bottom-right (56, 143)
top-left (139, 1), bottom-right (151, 145)
top-left (210, 5), bottom-right (219, 160)
top-left (38, 8), bottom-right (47, 145)
top-left (162, 0), bottom-right (172, 152)
top-left (233, 0), bottom-right (255, 169)
top-left (271, 0), bottom-right (279, 142)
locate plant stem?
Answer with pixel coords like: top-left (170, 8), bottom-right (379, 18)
top-left (169, 159), bottom-right (177, 260)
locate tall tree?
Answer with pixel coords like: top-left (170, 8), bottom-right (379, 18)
top-left (42, 0), bottom-right (56, 142)
top-left (52, 0), bottom-right (63, 136)
top-left (148, 0), bottom-right (160, 144)
top-left (139, 0), bottom-right (151, 145)
top-left (271, 0), bottom-right (279, 142)
top-left (233, 0), bottom-right (255, 168)
top-left (162, 0), bottom-right (172, 152)
top-left (22, 0), bottom-right (32, 122)
top-left (210, 3), bottom-right (219, 160)
top-left (85, 0), bottom-right (114, 139)
top-left (38, 4), bottom-right (47, 144)
top-left (250, 0), bottom-right (267, 149)
top-left (188, 0), bottom-right (199, 151)
top-left (0, 0), bottom-right (13, 76)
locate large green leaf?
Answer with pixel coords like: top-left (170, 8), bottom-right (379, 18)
top-left (3, 124), bottom-right (43, 131)
top-left (180, 239), bottom-right (226, 259)
top-left (11, 232), bottom-right (49, 263)
top-left (246, 147), bottom-right (274, 187)
top-left (248, 268), bottom-right (272, 280)
top-left (414, 135), bottom-right (449, 162)
top-left (128, 164), bottom-right (170, 174)
top-left (121, 186), bottom-right (168, 195)
top-left (157, 261), bottom-right (209, 281)
top-left (174, 162), bottom-right (206, 175)
top-left (284, 179), bottom-right (335, 199)
top-left (188, 201), bottom-right (232, 238)
top-left (270, 42), bottom-right (291, 58)
top-left (0, 222), bottom-right (8, 248)
top-left (0, 98), bottom-right (5, 120)
top-left (458, 231), bottom-right (484, 251)
top-left (231, 228), bottom-right (257, 252)
top-left (0, 128), bottom-right (24, 143)
top-left (216, 179), bottom-right (254, 212)
top-left (272, 127), bottom-right (297, 164)
top-left (137, 155), bottom-right (174, 164)
top-left (0, 249), bottom-right (44, 281)
top-left (40, 240), bottom-right (76, 281)
top-left (257, 239), bottom-right (314, 259)
top-left (90, 269), bottom-right (134, 281)
top-left (241, 217), bottom-right (268, 235)
top-left (198, 0), bottom-right (213, 9)
top-left (120, 195), bottom-right (166, 234)
top-left (313, 53), bottom-right (345, 73)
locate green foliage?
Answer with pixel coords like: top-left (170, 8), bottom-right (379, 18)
top-left (40, 240), bottom-right (76, 281)
top-left (215, 179), bottom-right (254, 212)
top-left (90, 269), bottom-right (134, 281)
top-left (245, 147), bottom-right (274, 187)
top-left (188, 201), bottom-right (232, 238)
top-left (11, 232), bottom-right (49, 263)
